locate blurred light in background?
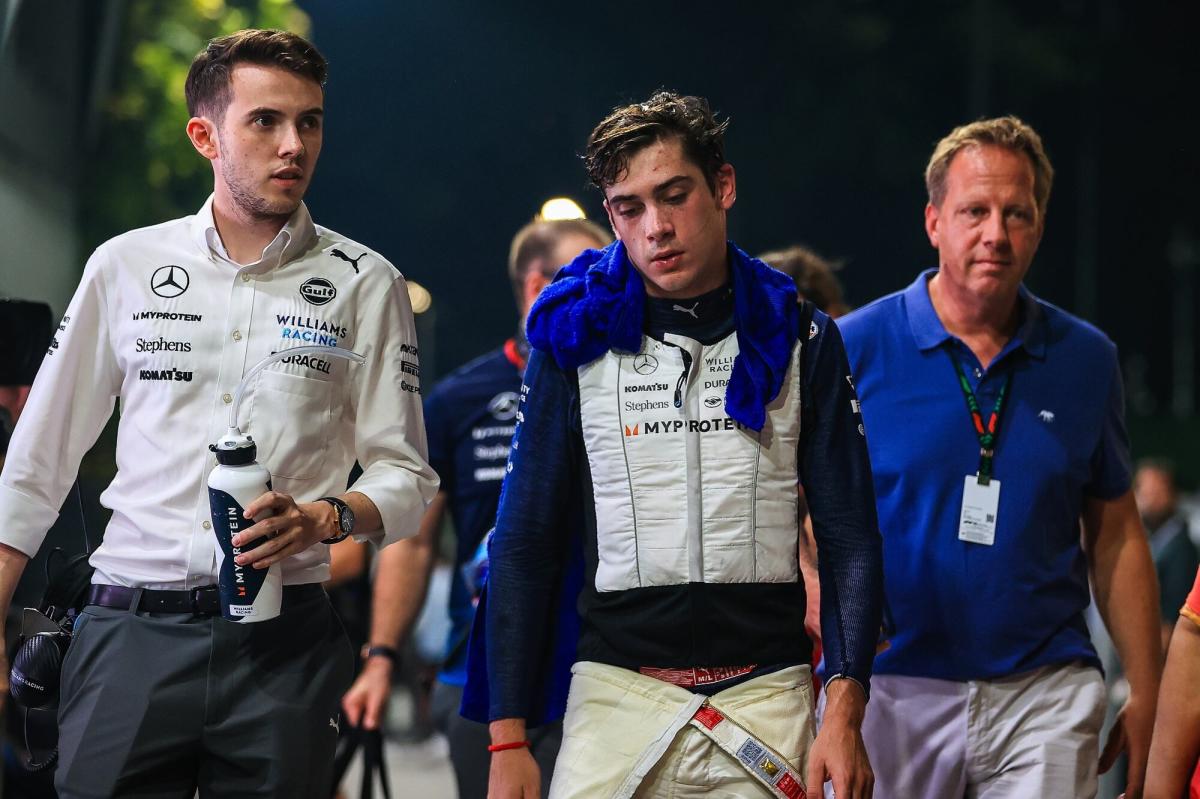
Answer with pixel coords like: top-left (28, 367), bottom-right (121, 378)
top-left (408, 280), bottom-right (432, 314)
top-left (539, 197), bottom-right (586, 221)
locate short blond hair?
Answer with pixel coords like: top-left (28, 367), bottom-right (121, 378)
top-left (925, 116), bottom-right (1054, 218)
top-left (507, 218), bottom-right (610, 305)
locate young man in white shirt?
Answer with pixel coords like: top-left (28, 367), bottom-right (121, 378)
top-left (0, 29), bottom-right (438, 798)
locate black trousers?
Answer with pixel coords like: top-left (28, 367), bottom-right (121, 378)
top-left (55, 587), bottom-right (353, 798)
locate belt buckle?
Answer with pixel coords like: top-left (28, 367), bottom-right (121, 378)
top-left (191, 585), bottom-right (219, 616)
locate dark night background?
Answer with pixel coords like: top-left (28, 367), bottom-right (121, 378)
top-left (300, 0), bottom-right (1200, 438)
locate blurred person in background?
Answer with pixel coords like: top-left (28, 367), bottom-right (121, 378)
top-left (837, 116), bottom-right (1161, 798)
top-left (0, 30), bottom-right (437, 798)
top-left (341, 215), bottom-right (610, 798)
top-left (0, 298), bottom-right (56, 799)
top-left (1135, 459), bottom-right (1199, 651)
top-left (758, 245), bottom-right (850, 319)
top-left (0, 299), bottom-right (53, 467)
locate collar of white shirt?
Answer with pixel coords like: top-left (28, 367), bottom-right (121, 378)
top-left (188, 194), bottom-right (318, 273)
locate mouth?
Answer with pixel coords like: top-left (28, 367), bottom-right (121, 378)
top-left (270, 167), bottom-right (304, 187)
top-left (650, 250), bottom-right (684, 269)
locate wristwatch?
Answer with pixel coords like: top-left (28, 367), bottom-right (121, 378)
top-left (318, 496), bottom-right (355, 544)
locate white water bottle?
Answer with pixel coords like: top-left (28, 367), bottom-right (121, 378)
top-left (208, 431), bottom-right (282, 622)
top-left (206, 345), bottom-right (366, 623)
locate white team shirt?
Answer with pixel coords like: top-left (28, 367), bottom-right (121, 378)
top-left (0, 197), bottom-right (438, 589)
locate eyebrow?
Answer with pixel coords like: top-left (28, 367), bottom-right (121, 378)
top-left (607, 175), bottom-right (693, 205)
top-left (245, 106), bottom-right (324, 118)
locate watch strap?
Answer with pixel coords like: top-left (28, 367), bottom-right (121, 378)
top-left (318, 496), bottom-right (352, 544)
top-left (360, 644), bottom-right (399, 663)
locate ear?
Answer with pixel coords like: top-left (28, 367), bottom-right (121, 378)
top-left (602, 199), bottom-right (621, 241)
top-left (714, 163), bottom-right (736, 210)
top-left (924, 202), bottom-right (940, 249)
top-left (186, 116), bottom-right (220, 161)
top-left (522, 268), bottom-right (551, 315)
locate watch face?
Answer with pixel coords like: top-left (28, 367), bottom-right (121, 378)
top-left (339, 506), bottom-right (355, 534)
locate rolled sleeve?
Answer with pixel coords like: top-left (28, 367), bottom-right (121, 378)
top-left (346, 274), bottom-right (439, 548)
top-left (0, 246), bottom-right (121, 556)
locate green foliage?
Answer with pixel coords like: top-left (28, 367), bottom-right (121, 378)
top-left (83, 0), bottom-right (309, 252)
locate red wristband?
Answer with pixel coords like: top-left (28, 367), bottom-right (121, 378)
top-left (488, 740), bottom-right (532, 753)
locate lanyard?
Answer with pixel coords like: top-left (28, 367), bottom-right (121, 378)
top-left (947, 349), bottom-right (1011, 486)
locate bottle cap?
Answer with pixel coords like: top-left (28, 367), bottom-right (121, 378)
top-left (209, 429), bottom-right (257, 466)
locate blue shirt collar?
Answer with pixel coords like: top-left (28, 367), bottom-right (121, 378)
top-left (904, 269), bottom-right (1046, 360)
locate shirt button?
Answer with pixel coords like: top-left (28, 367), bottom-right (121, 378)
top-left (222, 393), bottom-right (232, 404)
top-left (232, 330), bottom-right (242, 341)
top-left (241, 274), bottom-right (251, 282)
top-left (973, 367), bottom-right (983, 379)
top-left (202, 521), bottom-right (212, 530)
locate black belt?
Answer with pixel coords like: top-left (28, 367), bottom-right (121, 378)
top-left (86, 583), bottom-right (324, 616)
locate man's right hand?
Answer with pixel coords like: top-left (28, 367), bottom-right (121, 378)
top-left (488, 718), bottom-right (540, 798)
top-left (341, 657), bottom-right (392, 730)
top-left (488, 747), bottom-right (540, 799)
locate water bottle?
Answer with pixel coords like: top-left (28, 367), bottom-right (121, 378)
top-left (206, 345), bottom-right (365, 623)
top-left (208, 431), bottom-right (282, 622)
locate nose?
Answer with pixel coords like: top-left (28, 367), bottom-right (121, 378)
top-left (278, 124), bottom-right (305, 160)
top-left (982, 209), bottom-right (1011, 251)
top-left (644, 203), bottom-right (674, 243)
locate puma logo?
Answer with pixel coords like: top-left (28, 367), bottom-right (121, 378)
top-left (330, 248), bottom-right (366, 274)
top-left (673, 302), bottom-right (699, 319)
top-left (1038, 410), bottom-right (1055, 423)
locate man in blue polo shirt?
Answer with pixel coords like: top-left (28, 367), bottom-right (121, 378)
top-left (341, 216), bottom-right (609, 798)
top-left (837, 116), bottom-right (1161, 798)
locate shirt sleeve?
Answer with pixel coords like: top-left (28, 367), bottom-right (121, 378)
top-left (799, 312), bottom-right (884, 695)
top-left (1084, 350), bottom-right (1133, 500)
top-left (345, 273), bottom-right (439, 548)
top-left (0, 246), bottom-right (122, 557)
top-left (486, 348), bottom-right (577, 721)
top-left (422, 386), bottom-right (454, 495)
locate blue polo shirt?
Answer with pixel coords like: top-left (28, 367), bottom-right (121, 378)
top-left (423, 345), bottom-right (523, 686)
top-left (839, 270), bottom-right (1131, 681)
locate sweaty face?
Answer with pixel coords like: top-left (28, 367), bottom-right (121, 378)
top-left (603, 137), bottom-right (735, 299)
top-left (925, 144), bottom-right (1043, 301)
top-left (215, 64), bottom-right (324, 220)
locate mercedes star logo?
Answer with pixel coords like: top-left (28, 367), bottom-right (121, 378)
top-left (633, 354), bottom-right (659, 375)
top-left (151, 265), bottom-right (190, 298)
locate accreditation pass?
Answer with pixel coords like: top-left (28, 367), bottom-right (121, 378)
top-left (958, 476), bottom-right (1000, 545)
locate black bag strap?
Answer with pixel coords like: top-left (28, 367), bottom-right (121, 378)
top-left (330, 724), bottom-right (391, 799)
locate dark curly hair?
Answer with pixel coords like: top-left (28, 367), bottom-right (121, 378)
top-left (584, 91), bottom-right (729, 193)
top-left (185, 29), bottom-right (327, 123)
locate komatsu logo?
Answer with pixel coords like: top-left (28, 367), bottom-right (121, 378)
top-left (623, 382), bottom-right (668, 393)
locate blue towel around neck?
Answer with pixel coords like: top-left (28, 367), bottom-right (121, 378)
top-left (525, 240), bottom-right (800, 430)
